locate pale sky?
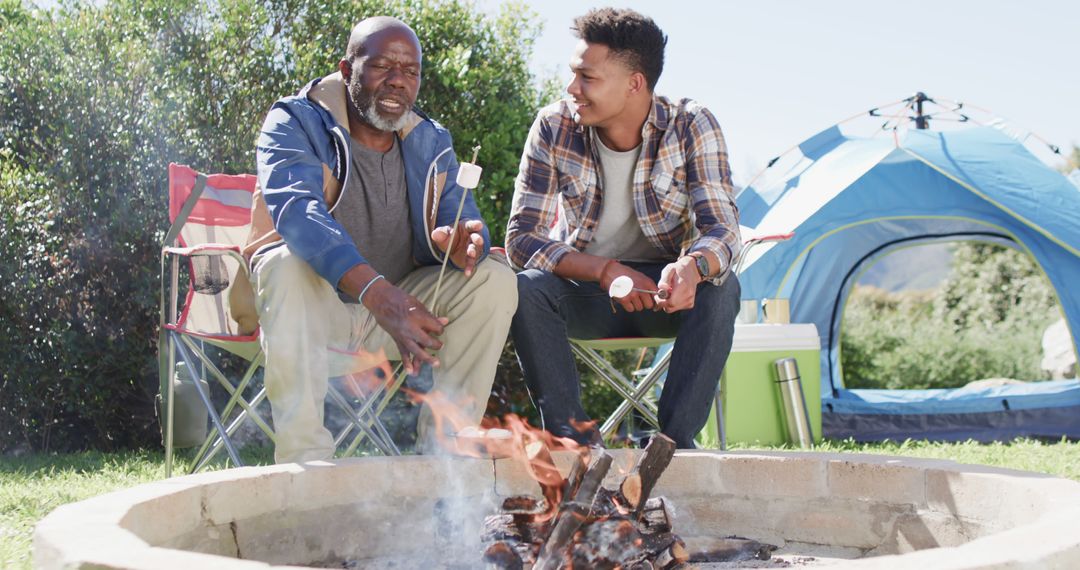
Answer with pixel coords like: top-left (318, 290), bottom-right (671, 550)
top-left (481, 0), bottom-right (1080, 185)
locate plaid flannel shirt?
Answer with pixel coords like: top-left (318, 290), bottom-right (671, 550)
top-left (505, 96), bottom-right (741, 284)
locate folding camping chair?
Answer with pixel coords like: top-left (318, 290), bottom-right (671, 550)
top-left (159, 164), bottom-right (403, 476)
top-left (571, 232), bottom-right (795, 447)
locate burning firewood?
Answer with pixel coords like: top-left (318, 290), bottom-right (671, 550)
top-left (569, 518), bottom-right (643, 568)
top-left (653, 539), bottom-right (689, 569)
top-left (524, 440), bottom-right (564, 513)
top-left (558, 447), bottom-right (590, 502)
top-left (617, 433), bottom-right (676, 519)
top-left (533, 451), bottom-right (614, 570)
top-left (638, 497), bottom-right (673, 533)
top-left (481, 433), bottom-right (776, 570)
top-left (484, 498), bottom-right (551, 546)
top-left (483, 541), bottom-right (524, 570)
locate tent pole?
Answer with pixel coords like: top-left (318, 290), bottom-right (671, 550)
top-left (914, 91), bottom-right (930, 130)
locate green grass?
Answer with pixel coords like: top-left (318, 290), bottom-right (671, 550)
top-left (0, 447), bottom-right (271, 569)
top-left (3, 440), bottom-right (1079, 568)
top-left (734, 437), bottom-right (1080, 481)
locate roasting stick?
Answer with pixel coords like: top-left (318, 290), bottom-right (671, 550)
top-left (430, 145), bottom-right (482, 317)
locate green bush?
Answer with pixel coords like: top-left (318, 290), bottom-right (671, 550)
top-left (841, 243), bottom-right (1062, 390)
top-left (0, 0), bottom-right (550, 452)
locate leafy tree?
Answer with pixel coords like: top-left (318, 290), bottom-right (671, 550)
top-left (0, 0), bottom-right (549, 452)
top-left (934, 243), bottom-right (1059, 333)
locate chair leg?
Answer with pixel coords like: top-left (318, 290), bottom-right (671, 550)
top-left (327, 386), bottom-right (400, 456)
top-left (173, 334), bottom-right (244, 466)
top-left (164, 333), bottom-right (177, 478)
top-left (594, 348), bottom-right (673, 438)
top-left (193, 387), bottom-right (269, 472)
top-left (180, 336), bottom-right (276, 441)
top-left (343, 364), bottom-right (410, 456)
top-left (715, 373), bottom-right (727, 451)
top-left (570, 345), bottom-right (661, 434)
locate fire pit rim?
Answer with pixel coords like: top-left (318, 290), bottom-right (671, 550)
top-left (33, 451), bottom-right (1080, 570)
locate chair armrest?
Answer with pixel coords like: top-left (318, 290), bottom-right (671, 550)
top-left (163, 243), bottom-right (243, 257)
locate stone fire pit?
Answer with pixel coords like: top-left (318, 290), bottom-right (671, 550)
top-left (34, 451), bottom-right (1080, 568)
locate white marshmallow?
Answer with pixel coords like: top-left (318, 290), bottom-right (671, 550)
top-left (456, 162), bottom-right (482, 189)
top-left (608, 275), bottom-right (634, 299)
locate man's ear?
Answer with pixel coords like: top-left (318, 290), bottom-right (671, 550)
top-left (338, 59), bottom-right (351, 79)
top-left (628, 71), bottom-right (647, 95)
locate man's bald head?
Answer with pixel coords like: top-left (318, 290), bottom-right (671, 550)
top-left (345, 16), bottom-right (421, 62)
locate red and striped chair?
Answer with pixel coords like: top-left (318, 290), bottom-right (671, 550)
top-left (159, 164), bottom-right (401, 475)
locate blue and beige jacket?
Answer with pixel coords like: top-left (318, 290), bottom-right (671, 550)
top-left (244, 72), bottom-right (490, 289)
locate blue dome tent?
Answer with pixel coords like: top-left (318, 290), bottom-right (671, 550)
top-left (736, 94), bottom-right (1080, 442)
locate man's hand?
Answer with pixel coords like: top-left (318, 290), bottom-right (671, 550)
top-left (600, 260), bottom-right (659, 312)
top-left (363, 279), bottom-right (448, 375)
top-left (431, 219), bottom-right (485, 277)
top-left (656, 256), bottom-right (702, 313)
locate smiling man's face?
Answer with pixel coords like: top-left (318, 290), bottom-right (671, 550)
top-left (345, 26), bottom-right (422, 132)
top-left (566, 39), bottom-right (636, 129)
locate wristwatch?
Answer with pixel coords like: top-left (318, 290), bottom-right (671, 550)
top-left (688, 252), bottom-right (710, 280)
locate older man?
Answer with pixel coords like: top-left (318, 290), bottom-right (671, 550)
top-left (506, 8), bottom-right (741, 448)
top-left (242, 17), bottom-right (516, 462)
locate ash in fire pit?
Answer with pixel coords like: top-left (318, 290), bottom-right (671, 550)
top-left (481, 435), bottom-right (777, 569)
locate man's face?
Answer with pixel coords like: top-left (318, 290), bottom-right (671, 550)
top-left (345, 28), bottom-right (422, 132)
top-left (566, 40), bottom-right (635, 128)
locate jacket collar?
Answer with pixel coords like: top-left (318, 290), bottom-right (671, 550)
top-left (304, 72), bottom-right (424, 140)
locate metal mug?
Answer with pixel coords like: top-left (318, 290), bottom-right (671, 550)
top-left (762, 298), bottom-right (790, 324)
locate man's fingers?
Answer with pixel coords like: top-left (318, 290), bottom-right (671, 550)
top-left (415, 331), bottom-right (443, 351)
top-left (396, 345), bottom-right (415, 375)
top-left (657, 265), bottom-right (675, 288)
top-left (430, 226), bottom-right (451, 252)
top-left (469, 232), bottom-right (484, 253)
top-left (417, 314), bottom-right (445, 337)
top-left (403, 339), bottom-right (440, 368)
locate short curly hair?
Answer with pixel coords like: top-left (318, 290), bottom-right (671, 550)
top-left (572, 8), bottom-right (667, 91)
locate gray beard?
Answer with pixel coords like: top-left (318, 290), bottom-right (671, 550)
top-left (359, 97), bottom-right (409, 132)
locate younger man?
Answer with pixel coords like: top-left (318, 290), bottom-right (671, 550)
top-left (506, 8), bottom-right (741, 448)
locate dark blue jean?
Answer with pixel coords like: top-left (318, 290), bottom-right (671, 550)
top-left (511, 262), bottom-right (740, 448)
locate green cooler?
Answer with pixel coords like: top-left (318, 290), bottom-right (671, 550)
top-left (697, 323), bottom-right (822, 447)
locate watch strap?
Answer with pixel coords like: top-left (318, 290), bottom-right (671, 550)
top-left (688, 252), bottom-right (710, 279)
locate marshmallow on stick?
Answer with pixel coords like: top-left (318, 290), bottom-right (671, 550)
top-left (607, 275), bottom-right (669, 301)
top-left (430, 145), bottom-right (482, 316)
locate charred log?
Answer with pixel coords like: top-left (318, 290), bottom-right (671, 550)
top-left (638, 497), bottom-right (673, 534)
top-left (482, 541), bottom-right (523, 570)
top-left (686, 535), bottom-right (779, 562)
top-left (558, 448), bottom-right (591, 503)
top-left (533, 451), bottom-right (614, 570)
top-left (524, 440), bottom-right (564, 514)
top-left (618, 433), bottom-right (676, 519)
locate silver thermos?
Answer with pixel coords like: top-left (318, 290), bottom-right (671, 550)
top-left (774, 358), bottom-right (814, 448)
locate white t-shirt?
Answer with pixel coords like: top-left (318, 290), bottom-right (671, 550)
top-left (583, 131), bottom-right (668, 262)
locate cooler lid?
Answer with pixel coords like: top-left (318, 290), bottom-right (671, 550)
top-left (732, 323), bottom-right (820, 352)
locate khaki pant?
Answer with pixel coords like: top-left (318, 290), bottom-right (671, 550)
top-left (251, 245), bottom-right (518, 463)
